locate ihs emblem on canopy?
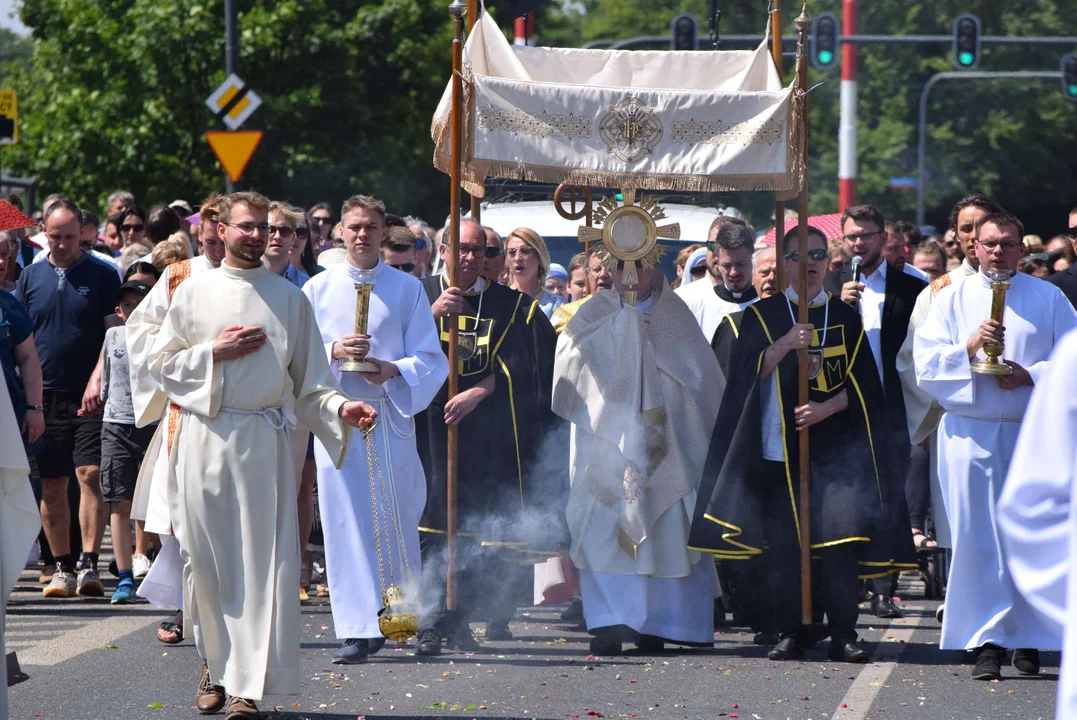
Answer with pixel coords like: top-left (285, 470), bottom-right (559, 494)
top-left (578, 189), bottom-right (680, 305)
top-left (599, 98), bottom-right (663, 163)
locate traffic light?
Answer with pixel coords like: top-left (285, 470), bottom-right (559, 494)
top-left (1063, 54), bottom-right (1077, 103)
top-left (811, 12), bottom-right (839, 70)
top-left (952, 13), bottom-right (981, 70)
top-left (671, 13), bottom-right (698, 51)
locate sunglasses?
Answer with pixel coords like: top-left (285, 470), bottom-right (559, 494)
top-left (268, 224), bottom-right (295, 238)
top-left (784, 248), bottom-right (828, 262)
top-left (485, 246), bottom-right (502, 259)
top-left (390, 262), bottom-right (416, 273)
top-left (121, 224), bottom-right (144, 233)
top-left (1068, 226), bottom-right (1077, 239)
top-left (295, 227), bottom-right (310, 238)
top-left (312, 216), bottom-right (333, 225)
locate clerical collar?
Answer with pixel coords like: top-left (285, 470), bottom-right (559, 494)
top-left (785, 286), bottom-right (828, 307)
top-left (220, 262), bottom-right (266, 279)
top-left (715, 283), bottom-right (758, 304)
top-left (962, 260), bottom-right (977, 274)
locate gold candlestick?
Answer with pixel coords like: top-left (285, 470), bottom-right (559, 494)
top-left (971, 269), bottom-right (1014, 376)
top-left (341, 272), bottom-right (380, 373)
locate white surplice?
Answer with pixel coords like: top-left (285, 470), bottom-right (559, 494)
top-left (127, 256), bottom-right (214, 609)
top-left (0, 380), bottom-right (35, 720)
top-left (554, 287), bottom-right (721, 644)
top-left (674, 276), bottom-right (751, 343)
top-left (914, 270), bottom-right (1077, 650)
top-left (302, 261), bottom-right (447, 640)
top-left (146, 263), bottom-right (352, 700)
top-left (998, 329), bottom-right (1077, 719)
top-left (895, 260), bottom-right (977, 548)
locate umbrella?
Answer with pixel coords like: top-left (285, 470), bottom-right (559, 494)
top-left (759, 212), bottom-right (844, 247)
top-left (0, 199), bottom-right (36, 233)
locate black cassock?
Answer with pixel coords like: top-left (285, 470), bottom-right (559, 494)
top-left (691, 292), bottom-right (916, 630)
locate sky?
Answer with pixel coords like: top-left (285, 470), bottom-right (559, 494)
top-left (0, 0), bottom-right (28, 35)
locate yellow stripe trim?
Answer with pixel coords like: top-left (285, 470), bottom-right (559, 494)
top-left (526, 298), bottom-right (539, 323)
top-left (699, 513), bottom-right (764, 556)
top-left (810, 536), bottom-right (870, 549)
top-left (726, 315), bottom-right (740, 339)
top-left (497, 356), bottom-right (524, 508)
top-left (847, 369), bottom-right (883, 504)
top-left (490, 292), bottom-right (524, 362)
top-left (418, 526), bottom-right (478, 537)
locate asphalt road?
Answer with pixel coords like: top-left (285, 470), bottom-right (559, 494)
top-left (5, 558), bottom-right (1059, 720)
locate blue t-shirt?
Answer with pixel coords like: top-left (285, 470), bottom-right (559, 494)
top-left (0, 290), bottom-right (34, 406)
top-left (16, 252), bottom-right (122, 395)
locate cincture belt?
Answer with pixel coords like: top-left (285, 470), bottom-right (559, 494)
top-left (218, 405), bottom-right (287, 430)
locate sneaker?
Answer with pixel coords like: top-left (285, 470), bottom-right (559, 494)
top-left (332, 638), bottom-right (366, 665)
top-left (77, 567), bottom-right (104, 597)
top-left (42, 567), bottom-right (76, 598)
top-left (132, 554), bottom-right (152, 579)
top-left (111, 578), bottom-right (136, 605)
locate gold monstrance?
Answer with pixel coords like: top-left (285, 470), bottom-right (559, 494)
top-left (970, 268), bottom-right (1014, 376)
top-left (340, 269), bottom-right (380, 373)
top-left (577, 189), bottom-right (680, 305)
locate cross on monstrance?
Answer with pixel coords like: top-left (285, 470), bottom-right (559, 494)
top-left (577, 188), bottom-right (681, 305)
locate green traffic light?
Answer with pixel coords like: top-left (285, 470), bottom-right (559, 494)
top-left (818, 50), bottom-right (834, 65)
top-left (959, 51), bottom-right (975, 66)
top-left (1069, 84), bottom-right (1077, 96)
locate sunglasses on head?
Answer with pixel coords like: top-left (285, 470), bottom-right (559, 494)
top-left (390, 262), bottom-right (416, 273)
top-left (784, 248), bottom-right (828, 262)
top-left (484, 246), bottom-right (502, 259)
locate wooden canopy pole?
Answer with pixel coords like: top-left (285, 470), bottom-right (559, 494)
top-left (771, 0), bottom-right (785, 292)
top-left (446, 0), bottom-right (467, 612)
top-left (467, 0), bottom-right (481, 225)
top-left (793, 2), bottom-right (814, 628)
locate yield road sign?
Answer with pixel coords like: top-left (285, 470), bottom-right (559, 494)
top-left (205, 131), bottom-right (262, 183)
top-left (205, 74), bottom-right (261, 130)
top-left (0, 90), bottom-right (18, 145)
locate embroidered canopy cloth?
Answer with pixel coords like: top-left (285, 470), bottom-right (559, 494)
top-left (432, 13), bottom-right (803, 197)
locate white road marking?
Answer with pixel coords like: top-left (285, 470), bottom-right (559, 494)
top-left (15, 613), bottom-right (163, 666)
top-left (832, 611), bottom-right (926, 720)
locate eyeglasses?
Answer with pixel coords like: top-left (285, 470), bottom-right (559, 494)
top-left (1067, 226), bottom-right (1077, 239)
top-left (484, 246), bottom-right (502, 259)
top-left (506, 245), bottom-right (534, 259)
top-left (978, 240), bottom-right (1022, 252)
top-left (224, 222), bottom-right (270, 236)
top-left (390, 262), bottom-right (416, 273)
top-left (269, 225), bottom-right (295, 239)
top-left (121, 224), bottom-right (144, 233)
top-left (459, 245), bottom-right (486, 258)
top-left (784, 248), bottom-right (829, 262)
top-left (295, 227), bottom-right (310, 238)
top-left (843, 231), bottom-right (882, 242)
top-left (312, 216), bottom-right (333, 225)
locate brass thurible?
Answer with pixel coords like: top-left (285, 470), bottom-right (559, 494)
top-left (340, 278), bottom-right (380, 373)
top-left (970, 270), bottom-right (1014, 376)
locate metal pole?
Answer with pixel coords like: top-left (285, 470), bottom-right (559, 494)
top-left (446, 0), bottom-right (467, 614)
top-left (838, 0), bottom-right (857, 211)
top-left (771, 0), bottom-right (785, 294)
top-left (224, 0), bottom-right (238, 193)
top-left (794, 2), bottom-right (813, 629)
top-left (467, 0), bottom-right (481, 226)
top-left (915, 70), bottom-right (1062, 226)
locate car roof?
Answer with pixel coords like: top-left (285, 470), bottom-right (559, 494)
top-left (472, 200), bottom-right (720, 245)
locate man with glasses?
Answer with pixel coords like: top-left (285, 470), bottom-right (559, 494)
top-left (1046, 206), bottom-right (1077, 308)
top-left (481, 226), bottom-right (505, 284)
top-left (381, 225), bottom-right (419, 274)
top-left (263, 202), bottom-right (309, 287)
top-left (676, 217), bottom-right (758, 343)
top-left (692, 225), bottom-right (902, 664)
top-left (913, 211), bottom-right (1077, 681)
top-left (824, 204), bottom-right (924, 620)
top-left (303, 194), bottom-right (448, 665)
top-left (415, 218), bottom-right (558, 656)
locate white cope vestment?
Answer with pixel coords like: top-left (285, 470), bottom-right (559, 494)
top-left (0, 380), bottom-right (35, 720)
top-left (302, 261), bottom-right (447, 640)
top-left (998, 329), bottom-right (1077, 719)
top-left (127, 255), bottom-right (214, 609)
top-left (674, 276), bottom-right (753, 344)
top-left (145, 263), bottom-right (352, 700)
top-left (895, 260), bottom-right (976, 548)
top-left (553, 286), bottom-right (720, 644)
top-left (913, 270), bottom-right (1077, 651)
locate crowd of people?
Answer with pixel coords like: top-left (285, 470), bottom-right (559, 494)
top-left (1, 187), bottom-right (1076, 719)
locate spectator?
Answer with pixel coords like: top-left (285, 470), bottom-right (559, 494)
top-left (150, 233), bottom-right (193, 273)
top-left (123, 260), bottom-right (161, 284)
top-left (1046, 235), bottom-right (1070, 254)
top-left (566, 251), bottom-right (588, 301)
top-left (119, 206), bottom-right (149, 248)
top-left (940, 228), bottom-right (962, 267)
top-left (1053, 245), bottom-right (1075, 274)
top-left (292, 212), bottom-right (320, 278)
top-left (117, 245), bottom-right (151, 277)
top-left (1023, 234), bottom-right (1045, 255)
top-left (330, 221), bottom-right (344, 247)
top-left (1020, 255), bottom-right (1052, 279)
top-left (169, 200), bottom-right (194, 236)
top-left (0, 263), bottom-right (44, 454)
top-left (309, 202), bottom-right (335, 253)
top-left (683, 247), bottom-right (709, 284)
top-left (15, 198), bottom-right (122, 599)
top-left (481, 226), bottom-right (504, 284)
top-left (102, 213), bottom-right (124, 255)
top-left (381, 225), bottom-right (418, 273)
top-left (100, 278), bottom-right (158, 604)
top-left (828, 239), bottom-right (850, 271)
top-left (671, 243), bottom-right (703, 289)
top-left (911, 241), bottom-right (948, 281)
top-left (262, 202), bottom-right (308, 287)
top-left (79, 209), bottom-right (100, 248)
top-left (0, 232), bottom-right (18, 292)
top-left (405, 216), bottom-right (435, 277)
top-left (505, 227), bottom-right (563, 318)
top-left (892, 220), bottom-right (923, 248)
top-left (147, 204), bottom-right (182, 246)
top-left (106, 189), bottom-right (135, 216)
top-left (545, 264), bottom-right (569, 302)
top-left (33, 205), bottom-right (123, 280)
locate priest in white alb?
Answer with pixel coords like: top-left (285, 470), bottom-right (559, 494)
top-left (914, 210), bottom-right (1077, 681)
top-left (302, 198), bottom-right (447, 665)
top-left (136, 192), bottom-right (377, 717)
top-left (998, 328), bottom-right (1077, 719)
top-left (1, 379), bottom-right (36, 720)
top-left (553, 249), bottom-right (721, 656)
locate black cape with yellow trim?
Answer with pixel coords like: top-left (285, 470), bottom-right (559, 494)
top-left (416, 275), bottom-right (566, 556)
top-left (689, 291), bottom-right (916, 577)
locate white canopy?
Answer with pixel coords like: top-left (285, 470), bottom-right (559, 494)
top-left (432, 12), bottom-right (803, 198)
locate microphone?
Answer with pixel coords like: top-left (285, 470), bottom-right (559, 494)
top-left (850, 256), bottom-right (863, 285)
